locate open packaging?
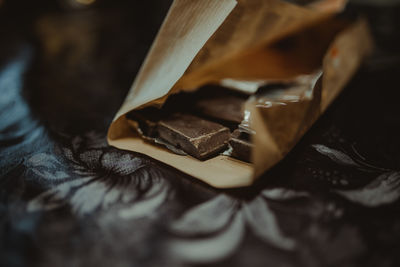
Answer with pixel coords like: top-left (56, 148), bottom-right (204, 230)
top-left (108, 0), bottom-right (373, 188)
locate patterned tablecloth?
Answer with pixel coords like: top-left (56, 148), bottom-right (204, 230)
top-left (1, 1), bottom-right (400, 266)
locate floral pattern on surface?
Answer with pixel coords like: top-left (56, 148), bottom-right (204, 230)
top-left (26, 132), bottom-right (174, 219)
top-left (168, 191), bottom-right (299, 263)
top-left (313, 144), bottom-right (400, 207)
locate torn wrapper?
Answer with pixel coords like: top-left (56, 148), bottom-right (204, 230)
top-left (108, 0), bottom-right (373, 188)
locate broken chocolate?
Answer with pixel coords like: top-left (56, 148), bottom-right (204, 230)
top-left (126, 86), bottom-right (255, 163)
top-left (157, 113), bottom-right (230, 160)
top-left (229, 129), bottom-right (253, 163)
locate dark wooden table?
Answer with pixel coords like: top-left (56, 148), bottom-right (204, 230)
top-left (1, 1), bottom-right (400, 266)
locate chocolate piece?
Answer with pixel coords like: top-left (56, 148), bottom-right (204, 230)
top-left (195, 94), bottom-right (246, 124)
top-left (126, 107), bottom-right (163, 137)
top-left (229, 129), bottom-right (253, 163)
top-left (157, 113), bottom-right (230, 160)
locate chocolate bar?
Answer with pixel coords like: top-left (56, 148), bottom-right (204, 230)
top-left (229, 129), bottom-right (253, 163)
top-left (157, 113), bottom-right (230, 160)
top-left (126, 86), bottom-right (255, 162)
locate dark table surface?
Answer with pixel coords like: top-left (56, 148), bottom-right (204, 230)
top-left (1, 1), bottom-right (400, 266)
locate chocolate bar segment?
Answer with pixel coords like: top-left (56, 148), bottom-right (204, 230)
top-left (229, 129), bottom-right (253, 163)
top-left (157, 113), bottom-right (230, 160)
top-left (194, 94), bottom-right (246, 124)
